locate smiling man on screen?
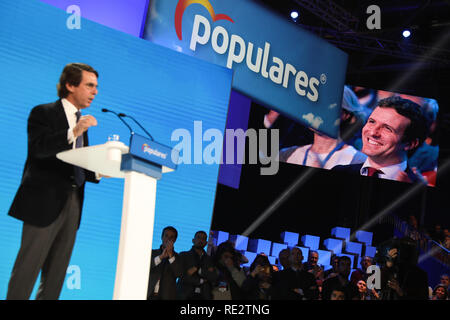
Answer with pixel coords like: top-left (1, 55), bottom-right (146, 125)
top-left (334, 96), bottom-right (428, 183)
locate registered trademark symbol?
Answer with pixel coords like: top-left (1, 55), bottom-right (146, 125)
top-left (320, 74), bottom-right (327, 84)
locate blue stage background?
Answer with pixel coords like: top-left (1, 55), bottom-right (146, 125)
top-left (0, 0), bottom-right (232, 299)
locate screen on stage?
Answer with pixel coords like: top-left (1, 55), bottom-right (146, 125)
top-left (271, 85), bottom-right (440, 186)
top-left (0, 0), bottom-right (232, 299)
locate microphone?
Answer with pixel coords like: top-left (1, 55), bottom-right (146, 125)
top-left (102, 108), bottom-right (134, 135)
top-left (118, 112), bottom-right (154, 141)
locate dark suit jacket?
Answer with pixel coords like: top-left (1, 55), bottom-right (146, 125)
top-left (380, 264), bottom-right (429, 300)
top-left (176, 247), bottom-right (217, 300)
top-left (333, 163), bottom-right (420, 183)
top-left (148, 248), bottom-right (182, 300)
top-left (272, 268), bottom-right (318, 300)
top-left (8, 100), bottom-right (97, 228)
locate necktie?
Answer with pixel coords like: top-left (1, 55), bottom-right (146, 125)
top-left (74, 111), bottom-right (85, 186)
top-left (367, 167), bottom-right (382, 177)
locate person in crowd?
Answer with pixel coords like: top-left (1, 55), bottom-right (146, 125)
top-left (241, 254), bottom-right (274, 300)
top-left (211, 241), bottom-right (246, 300)
top-left (277, 248), bottom-right (291, 270)
top-left (350, 256), bottom-right (373, 285)
top-left (291, 247), bottom-right (319, 299)
top-left (354, 280), bottom-right (380, 300)
top-left (334, 96), bottom-right (429, 183)
top-left (271, 248), bottom-right (290, 295)
top-left (440, 274), bottom-right (449, 290)
top-left (292, 248), bottom-right (320, 300)
top-left (272, 247), bottom-right (318, 300)
top-left (324, 254), bottom-right (339, 279)
top-left (279, 86), bottom-right (367, 169)
top-left (431, 284), bottom-right (448, 300)
top-left (330, 288), bottom-right (346, 300)
top-left (322, 256), bottom-right (358, 300)
top-left (379, 248), bottom-right (401, 301)
top-left (147, 226), bottom-right (182, 300)
top-left (379, 239), bottom-right (429, 300)
top-left (303, 250), bottom-right (320, 273)
top-left (176, 231), bottom-right (217, 300)
top-left (303, 250), bottom-right (325, 290)
top-left (6, 63), bottom-right (101, 300)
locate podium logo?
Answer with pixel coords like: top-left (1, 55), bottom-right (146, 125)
top-left (142, 143), bottom-right (168, 159)
top-left (174, 0), bottom-right (322, 103)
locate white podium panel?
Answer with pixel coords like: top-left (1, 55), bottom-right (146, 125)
top-left (57, 142), bottom-right (173, 300)
top-left (113, 171), bottom-right (157, 300)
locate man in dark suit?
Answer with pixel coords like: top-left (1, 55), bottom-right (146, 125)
top-left (379, 239), bottom-right (429, 300)
top-left (272, 247), bottom-right (318, 300)
top-left (322, 256), bottom-right (358, 300)
top-left (147, 226), bottom-right (182, 300)
top-left (334, 96), bottom-right (428, 183)
top-left (176, 230), bottom-right (217, 300)
top-left (6, 63), bottom-right (100, 300)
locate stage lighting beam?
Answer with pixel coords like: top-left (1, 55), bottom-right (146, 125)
top-left (242, 167), bottom-right (317, 237)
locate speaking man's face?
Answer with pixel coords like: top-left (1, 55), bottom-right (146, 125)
top-left (362, 106), bottom-right (411, 167)
top-left (66, 70), bottom-right (98, 110)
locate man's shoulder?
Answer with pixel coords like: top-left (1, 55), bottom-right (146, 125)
top-left (30, 100), bottom-right (62, 115)
top-left (279, 268), bottom-right (295, 275)
top-left (179, 249), bottom-right (194, 258)
top-left (299, 269), bottom-right (316, 280)
top-left (275, 269), bottom-right (296, 282)
top-left (34, 100), bottom-right (61, 109)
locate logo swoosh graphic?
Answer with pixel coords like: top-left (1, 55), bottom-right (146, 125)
top-left (175, 0), bottom-right (234, 40)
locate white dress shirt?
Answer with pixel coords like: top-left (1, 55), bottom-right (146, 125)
top-left (61, 98), bottom-right (100, 180)
top-left (61, 98), bottom-right (80, 147)
top-left (360, 158), bottom-right (408, 181)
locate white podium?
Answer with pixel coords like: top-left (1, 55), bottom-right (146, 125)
top-left (57, 139), bottom-right (175, 300)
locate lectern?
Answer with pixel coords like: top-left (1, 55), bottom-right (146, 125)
top-left (57, 133), bottom-right (178, 300)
